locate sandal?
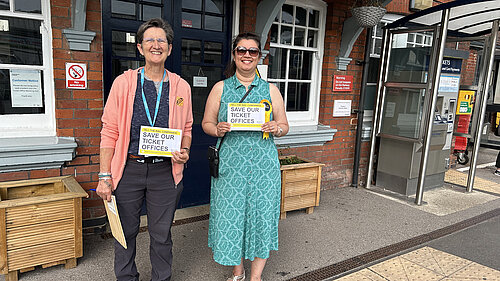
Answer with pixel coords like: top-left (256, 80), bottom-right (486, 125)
top-left (226, 270), bottom-right (245, 281)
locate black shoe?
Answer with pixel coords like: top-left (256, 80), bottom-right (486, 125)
top-left (494, 170), bottom-right (500, 176)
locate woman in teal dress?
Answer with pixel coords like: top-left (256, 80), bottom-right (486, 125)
top-left (202, 32), bottom-right (289, 281)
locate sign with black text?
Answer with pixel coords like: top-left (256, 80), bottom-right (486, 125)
top-left (138, 126), bottom-right (182, 157)
top-left (227, 103), bottom-right (265, 131)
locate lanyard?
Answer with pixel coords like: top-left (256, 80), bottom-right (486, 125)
top-left (140, 68), bottom-right (167, 127)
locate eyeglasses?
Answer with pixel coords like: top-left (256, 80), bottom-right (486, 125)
top-left (234, 46), bottom-right (260, 57)
top-left (143, 38), bottom-right (169, 45)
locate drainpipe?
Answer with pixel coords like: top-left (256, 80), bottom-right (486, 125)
top-left (352, 28), bottom-right (372, 187)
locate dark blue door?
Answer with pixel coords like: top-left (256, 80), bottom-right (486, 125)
top-left (102, 0), bottom-right (232, 208)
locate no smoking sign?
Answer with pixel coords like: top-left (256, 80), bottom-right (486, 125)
top-left (66, 63), bottom-right (87, 89)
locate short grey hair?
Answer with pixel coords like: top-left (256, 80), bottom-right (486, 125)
top-left (137, 18), bottom-right (174, 44)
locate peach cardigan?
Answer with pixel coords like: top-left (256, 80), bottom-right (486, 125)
top-left (100, 68), bottom-right (193, 186)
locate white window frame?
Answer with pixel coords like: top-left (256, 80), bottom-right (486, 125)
top-left (268, 0), bottom-right (326, 127)
top-left (0, 0), bottom-right (56, 138)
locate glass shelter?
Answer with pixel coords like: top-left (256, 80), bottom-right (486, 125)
top-left (366, 0), bottom-right (500, 204)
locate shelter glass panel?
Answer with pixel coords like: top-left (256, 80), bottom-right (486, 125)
top-left (380, 87), bottom-right (425, 139)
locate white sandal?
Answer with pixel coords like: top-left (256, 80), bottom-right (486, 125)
top-left (226, 270), bottom-right (245, 281)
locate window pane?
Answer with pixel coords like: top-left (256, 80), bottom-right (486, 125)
top-left (288, 50), bottom-right (312, 80)
top-left (375, 24), bottom-right (383, 37)
top-left (141, 4), bottom-right (161, 21)
top-left (294, 28), bottom-right (305, 46)
top-left (308, 9), bottom-right (319, 27)
top-left (0, 0), bottom-right (8, 10)
top-left (307, 30), bottom-right (317, 48)
top-left (183, 0), bottom-right (202, 10)
top-left (296, 7), bottom-right (307, 26)
top-left (270, 24), bottom-right (278, 43)
top-left (380, 87), bottom-right (425, 139)
top-left (0, 69), bottom-right (45, 115)
top-left (387, 46), bottom-right (431, 83)
top-left (206, 0), bottom-right (223, 14)
top-left (374, 37), bottom-right (382, 55)
top-left (15, 0), bottom-right (41, 13)
top-left (181, 65), bottom-right (222, 124)
top-left (112, 0), bottom-right (136, 20)
top-left (112, 31), bottom-right (136, 57)
top-left (205, 15), bottom-right (223, 31)
top-left (204, 41), bottom-right (222, 64)
top-left (0, 17), bottom-right (42, 65)
top-left (182, 39), bottom-right (201, 63)
top-left (112, 59), bottom-right (143, 80)
top-left (281, 4), bottom-right (293, 24)
top-left (408, 33), bottom-right (415, 42)
top-left (268, 47), bottom-right (287, 79)
top-left (272, 82), bottom-right (286, 100)
top-left (287, 82), bottom-right (309, 111)
top-left (367, 57), bottom-right (380, 83)
top-left (182, 12), bottom-right (201, 29)
top-left (280, 26), bottom-right (292, 45)
top-left (144, 0), bottom-right (161, 3)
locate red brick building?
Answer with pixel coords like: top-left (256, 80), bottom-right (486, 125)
top-left (0, 0), bottom-right (480, 226)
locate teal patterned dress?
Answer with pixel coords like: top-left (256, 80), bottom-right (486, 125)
top-left (208, 75), bottom-right (281, 266)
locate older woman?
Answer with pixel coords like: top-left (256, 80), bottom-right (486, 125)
top-left (97, 18), bottom-right (193, 281)
top-left (202, 32), bottom-right (289, 281)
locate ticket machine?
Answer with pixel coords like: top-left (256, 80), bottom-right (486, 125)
top-left (376, 47), bottom-right (468, 195)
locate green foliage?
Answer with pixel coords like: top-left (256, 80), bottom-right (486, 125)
top-left (279, 156), bottom-right (306, 165)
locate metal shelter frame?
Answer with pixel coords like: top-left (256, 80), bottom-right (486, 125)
top-left (366, 0), bottom-right (500, 205)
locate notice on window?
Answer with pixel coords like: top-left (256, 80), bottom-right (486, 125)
top-left (10, 69), bottom-right (43, 107)
top-left (333, 100), bottom-right (352, 117)
top-left (438, 75), bottom-right (460, 93)
top-left (228, 103), bottom-right (265, 131)
top-left (138, 126), bottom-right (182, 157)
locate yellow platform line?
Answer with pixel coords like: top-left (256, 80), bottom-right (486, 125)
top-left (445, 169), bottom-right (500, 195)
top-left (336, 246), bottom-right (500, 280)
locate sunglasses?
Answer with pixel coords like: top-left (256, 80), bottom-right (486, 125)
top-left (234, 46), bottom-right (261, 57)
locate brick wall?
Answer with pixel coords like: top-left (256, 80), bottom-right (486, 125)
top-left (0, 0), bottom-right (105, 220)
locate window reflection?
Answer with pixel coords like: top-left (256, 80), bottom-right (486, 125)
top-left (294, 28), bottom-right (305, 46)
top-left (287, 82), bottom-right (310, 111)
top-left (182, 12), bottom-right (201, 29)
top-left (0, 69), bottom-right (45, 115)
top-left (0, 17), bottom-right (42, 66)
top-left (281, 4), bottom-right (294, 24)
top-left (288, 50), bottom-right (312, 80)
top-left (268, 48), bottom-right (287, 79)
top-left (205, 15), bottom-right (222, 31)
top-left (15, 0), bottom-right (41, 14)
top-left (182, 39), bottom-right (201, 63)
top-left (206, 0), bottom-right (224, 14)
top-left (141, 5), bottom-right (161, 21)
top-left (112, 31), bottom-right (137, 58)
top-left (296, 7), bottom-right (307, 26)
top-left (0, 0), bottom-right (9, 10)
top-left (308, 9), bottom-right (319, 27)
top-left (280, 26), bottom-right (292, 45)
top-left (204, 42), bottom-right (222, 64)
top-left (112, 0), bottom-right (136, 20)
top-left (182, 0), bottom-right (202, 11)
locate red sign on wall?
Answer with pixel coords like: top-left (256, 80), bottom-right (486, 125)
top-left (333, 75), bottom-right (353, 92)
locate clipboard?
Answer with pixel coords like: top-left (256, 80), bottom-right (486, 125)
top-left (104, 195), bottom-right (127, 249)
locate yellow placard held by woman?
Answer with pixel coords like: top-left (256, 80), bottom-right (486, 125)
top-left (260, 99), bottom-right (272, 139)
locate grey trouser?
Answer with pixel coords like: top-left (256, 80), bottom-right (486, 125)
top-left (114, 160), bottom-right (183, 281)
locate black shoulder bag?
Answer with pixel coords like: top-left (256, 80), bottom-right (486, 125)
top-left (208, 85), bottom-right (255, 178)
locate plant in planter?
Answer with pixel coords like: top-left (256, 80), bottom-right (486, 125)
top-left (351, 0), bottom-right (386, 28)
top-left (279, 155), bottom-right (324, 219)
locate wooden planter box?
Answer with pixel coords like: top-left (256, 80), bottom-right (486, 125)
top-left (0, 176), bottom-right (88, 281)
top-left (280, 156), bottom-right (324, 219)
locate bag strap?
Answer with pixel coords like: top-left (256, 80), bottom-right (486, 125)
top-left (217, 84), bottom-right (255, 150)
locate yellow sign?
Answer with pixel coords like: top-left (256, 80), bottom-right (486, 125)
top-left (138, 126), bottom-right (182, 157)
top-left (456, 90), bottom-right (474, 115)
top-left (227, 103), bottom-right (265, 131)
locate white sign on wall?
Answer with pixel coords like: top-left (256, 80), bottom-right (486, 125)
top-left (66, 62), bottom-right (87, 89)
top-left (333, 100), bottom-right (352, 117)
top-left (10, 69), bottom-right (43, 107)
